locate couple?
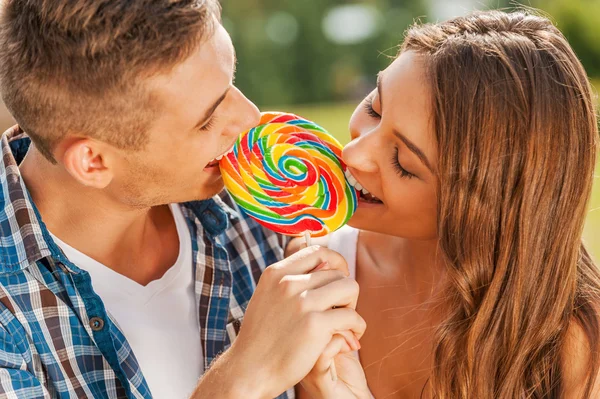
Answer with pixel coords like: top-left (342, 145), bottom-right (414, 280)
top-left (0, 1), bottom-right (598, 398)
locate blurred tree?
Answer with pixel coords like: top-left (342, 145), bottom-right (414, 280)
top-left (496, 0), bottom-right (600, 78)
top-left (529, 0), bottom-right (600, 77)
top-left (222, 0), bottom-right (599, 107)
top-left (222, 0), bottom-right (427, 107)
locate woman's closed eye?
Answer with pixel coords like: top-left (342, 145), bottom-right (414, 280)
top-left (392, 147), bottom-right (416, 179)
top-left (364, 96), bottom-right (381, 119)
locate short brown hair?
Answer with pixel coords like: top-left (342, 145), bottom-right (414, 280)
top-left (0, 0), bottom-right (221, 163)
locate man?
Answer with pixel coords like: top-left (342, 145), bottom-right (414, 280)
top-left (0, 1), bottom-right (365, 398)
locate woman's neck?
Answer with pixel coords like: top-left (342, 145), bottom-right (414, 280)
top-left (358, 229), bottom-right (446, 294)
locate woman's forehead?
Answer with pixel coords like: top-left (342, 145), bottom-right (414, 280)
top-left (380, 51), bottom-right (436, 166)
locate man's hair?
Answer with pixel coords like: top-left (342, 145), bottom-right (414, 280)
top-left (0, 0), bottom-right (221, 163)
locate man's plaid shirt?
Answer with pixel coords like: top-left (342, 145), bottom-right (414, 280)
top-left (0, 127), bottom-right (294, 398)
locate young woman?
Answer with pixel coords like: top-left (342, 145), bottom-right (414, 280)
top-left (296, 9), bottom-right (600, 399)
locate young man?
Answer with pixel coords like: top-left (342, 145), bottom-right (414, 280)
top-left (0, 1), bottom-right (364, 398)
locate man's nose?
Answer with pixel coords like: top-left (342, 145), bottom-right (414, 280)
top-left (342, 133), bottom-right (379, 174)
top-left (225, 87), bottom-right (261, 137)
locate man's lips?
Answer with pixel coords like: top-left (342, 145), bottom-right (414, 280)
top-left (204, 143), bottom-right (236, 169)
top-left (205, 159), bottom-right (220, 168)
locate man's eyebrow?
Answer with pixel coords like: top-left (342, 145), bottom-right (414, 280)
top-left (194, 48), bottom-right (237, 130)
top-left (393, 130), bottom-right (433, 173)
top-left (193, 87), bottom-right (231, 130)
top-left (233, 47), bottom-right (238, 78)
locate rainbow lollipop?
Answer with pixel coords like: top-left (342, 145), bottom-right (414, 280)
top-left (220, 111), bottom-right (358, 238)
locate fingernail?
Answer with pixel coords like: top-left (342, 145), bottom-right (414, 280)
top-left (355, 336), bottom-right (361, 350)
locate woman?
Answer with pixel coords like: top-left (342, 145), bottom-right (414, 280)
top-left (296, 9), bottom-right (600, 399)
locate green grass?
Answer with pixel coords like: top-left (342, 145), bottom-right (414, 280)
top-left (282, 90), bottom-right (600, 261)
top-left (588, 80), bottom-right (600, 260)
top-left (586, 163), bottom-right (600, 261)
top-left (282, 102), bottom-right (356, 145)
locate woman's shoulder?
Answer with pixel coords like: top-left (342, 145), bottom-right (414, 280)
top-left (562, 319), bottom-right (600, 397)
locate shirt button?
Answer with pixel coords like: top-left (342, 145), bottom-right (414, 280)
top-left (89, 317), bottom-right (105, 331)
top-left (202, 210), bottom-right (217, 224)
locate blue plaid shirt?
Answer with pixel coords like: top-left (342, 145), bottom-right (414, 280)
top-left (0, 126), bottom-right (294, 398)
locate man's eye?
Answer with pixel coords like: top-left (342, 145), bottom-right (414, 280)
top-left (199, 117), bottom-right (217, 131)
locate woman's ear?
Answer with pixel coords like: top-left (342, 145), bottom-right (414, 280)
top-left (59, 138), bottom-right (114, 188)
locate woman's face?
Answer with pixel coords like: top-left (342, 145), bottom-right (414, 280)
top-left (343, 50), bottom-right (438, 240)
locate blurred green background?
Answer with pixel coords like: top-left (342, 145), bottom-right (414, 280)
top-left (220, 0), bottom-right (599, 258)
top-left (0, 0), bottom-right (597, 258)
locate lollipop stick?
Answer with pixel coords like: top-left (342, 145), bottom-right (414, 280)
top-left (304, 230), bottom-right (312, 247)
top-left (330, 359), bottom-right (338, 382)
top-left (304, 230), bottom-right (337, 382)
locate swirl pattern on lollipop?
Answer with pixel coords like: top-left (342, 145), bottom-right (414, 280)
top-left (220, 112), bottom-right (358, 237)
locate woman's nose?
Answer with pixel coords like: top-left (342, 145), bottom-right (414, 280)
top-left (342, 133), bottom-right (379, 174)
top-left (225, 87), bottom-right (261, 137)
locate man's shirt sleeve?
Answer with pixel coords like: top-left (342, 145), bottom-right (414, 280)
top-left (0, 323), bottom-right (50, 399)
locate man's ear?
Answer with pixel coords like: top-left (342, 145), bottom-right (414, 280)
top-left (58, 138), bottom-right (114, 188)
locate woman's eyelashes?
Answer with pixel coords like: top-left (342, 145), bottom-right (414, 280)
top-left (392, 147), bottom-right (416, 179)
top-left (363, 95), bottom-right (416, 179)
top-left (364, 96), bottom-right (381, 119)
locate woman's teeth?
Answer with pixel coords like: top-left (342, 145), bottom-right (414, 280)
top-left (345, 169), bottom-right (369, 195)
top-left (345, 169), bottom-right (383, 203)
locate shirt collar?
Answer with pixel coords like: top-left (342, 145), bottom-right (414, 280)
top-left (0, 126), bottom-right (52, 273)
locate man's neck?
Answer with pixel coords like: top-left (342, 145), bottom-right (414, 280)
top-left (19, 148), bottom-right (180, 286)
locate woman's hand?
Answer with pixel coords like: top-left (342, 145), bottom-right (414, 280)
top-left (299, 334), bottom-right (371, 399)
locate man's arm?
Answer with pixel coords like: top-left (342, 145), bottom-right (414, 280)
top-left (190, 245), bottom-right (365, 399)
top-left (191, 347), bottom-right (267, 398)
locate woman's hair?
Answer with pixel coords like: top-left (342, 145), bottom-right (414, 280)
top-left (402, 10), bottom-right (600, 398)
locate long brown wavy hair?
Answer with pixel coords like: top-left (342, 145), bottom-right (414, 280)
top-left (402, 10), bottom-right (600, 398)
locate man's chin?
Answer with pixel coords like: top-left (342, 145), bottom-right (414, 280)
top-left (143, 179), bottom-right (225, 207)
top-left (189, 181), bottom-right (225, 202)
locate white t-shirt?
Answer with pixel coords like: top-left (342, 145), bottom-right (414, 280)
top-left (328, 225), bottom-right (375, 398)
top-left (328, 225), bottom-right (359, 279)
top-left (50, 204), bottom-right (202, 399)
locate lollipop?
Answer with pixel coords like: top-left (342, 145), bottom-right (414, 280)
top-left (220, 112), bottom-right (357, 381)
top-left (219, 111), bottom-right (358, 238)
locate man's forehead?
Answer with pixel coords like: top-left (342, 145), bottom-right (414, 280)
top-left (147, 25), bottom-right (234, 101)
top-left (208, 24), bottom-right (236, 68)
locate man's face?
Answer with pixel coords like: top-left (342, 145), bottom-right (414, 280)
top-left (107, 24), bottom-right (260, 207)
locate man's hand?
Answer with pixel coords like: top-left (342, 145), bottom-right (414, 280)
top-left (192, 245), bottom-right (365, 399)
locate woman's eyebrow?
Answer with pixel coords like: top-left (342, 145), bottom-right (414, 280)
top-left (393, 130), bottom-right (433, 172)
top-left (377, 72), bottom-right (434, 173)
